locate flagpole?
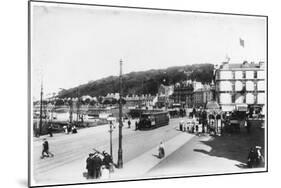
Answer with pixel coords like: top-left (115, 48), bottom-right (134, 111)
top-left (240, 38), bottom-right (246, 62)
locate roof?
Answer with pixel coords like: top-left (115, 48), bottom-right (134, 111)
top-left (206, 101), bottom-right (220, 110)
top-left (219, 62), bottom-right (262, 70)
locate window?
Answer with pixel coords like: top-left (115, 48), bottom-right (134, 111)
top-left (257, 81), bottom-right (265, 91)
top-left (246, 71), bottom-right (254, 79)
top-left (254, 71), bottom-right (257, 79)
top-left (246, 93), bottom-right (254, 104)
top-left (232, 94), bottom-right (236, 103)
top-left (235, 71), bottom-right (243, 79)
top-left (254, 94), bottom-right (257, 104)
top-left (235, 81), bottom-right (243, 91)
top-left (246, 81), bottom-right (254, 91)
top-left (220, 71), bottom-right (232, 79)
top-left (242, 71), bottom-right (246, 79)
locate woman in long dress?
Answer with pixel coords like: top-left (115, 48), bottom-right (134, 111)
top-left (158, 141), bottom-right (165, 159)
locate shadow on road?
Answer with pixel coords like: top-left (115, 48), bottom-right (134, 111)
top-left (193, 127), bottom-right (265, 168)
top-left (152, 154), bottom-right (160, 159)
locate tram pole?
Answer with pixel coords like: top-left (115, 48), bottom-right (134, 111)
top-left (39, 82), bottom-right (43, 136)
top-left (117, 59), bottom-right (123, 168)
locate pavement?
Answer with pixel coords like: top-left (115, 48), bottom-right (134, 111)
top-left (147, 127), bottom-right (266, 178)
top-left (111, 132), bottom-right (194, 180)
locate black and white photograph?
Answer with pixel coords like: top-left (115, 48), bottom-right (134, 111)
top-left (28, 1), bottom-right (267, 187)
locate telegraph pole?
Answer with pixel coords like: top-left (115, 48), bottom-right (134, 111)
top-left (76, 88), bottom-right (79, 122)
top-left (39, 82), bottom-right (43, 136)
top-left (117, 59), bottom-right (123, 168)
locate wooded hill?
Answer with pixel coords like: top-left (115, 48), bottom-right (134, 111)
top-left (58, 64), bottom-right (214, 98)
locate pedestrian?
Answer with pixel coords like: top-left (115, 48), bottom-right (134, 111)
top-left (255, 146), bottom-right (264, 167)
top-left (67, 125), bottom-right (72, 134)
top-left (158, 141), bottom-right (165, 159)
top-left (128, 119), bottom-right (131, 128)
top-left (135, 121), bottom-right (138, 130)
top-left (63, 125), bottom-right (68, 134)
top-left (48, 124), bottom-right (53, 137)
top-left (89, 152), bottom-right (97, 179)
top-left (247, 147), bottom-right (256, 168)
top-left (246, 121), bottom-right (251, 134)
top-left (93, 154), bottom-right (102, 179)
top-left (86, 153), bottom-right (95, 179)
top-left (183, 122), bottom-right (186, 132)
top-left (179, 121), bottom-right (183, 131)
top-left (195, 124), bottom-right (199, 134)
top-left (41, 138), bottom-right (54, 159)
top-left (72, 126), bottom-right (77, 134)
top-left (102, 151), bottom-right (113, 169)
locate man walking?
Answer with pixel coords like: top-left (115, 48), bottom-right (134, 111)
top-left (41, 138), bottom-right (54, 159)
top-left (128, 119), bottom-right (131, 128)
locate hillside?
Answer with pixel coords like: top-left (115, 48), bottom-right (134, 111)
top-left (58, 64), bottom-right (214, 98)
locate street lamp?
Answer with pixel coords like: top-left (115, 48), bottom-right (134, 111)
top-left (117, 59), bottom-right (123, 168)
top-left (109, 121), bottom-right (113, 160)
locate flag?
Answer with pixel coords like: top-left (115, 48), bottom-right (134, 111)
top-left (239, 38), bottom-right (244, 47)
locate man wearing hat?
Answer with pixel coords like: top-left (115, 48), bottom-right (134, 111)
top-left (41, 138), bottom-right (54, 159)
top-left (86, 153), bottom-right (95, 179)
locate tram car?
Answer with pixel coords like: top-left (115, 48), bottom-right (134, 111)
top-left (137, 111), bottom-right (170, 130)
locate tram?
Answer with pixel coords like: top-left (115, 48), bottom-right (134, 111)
top-left (137, 111), bottom-right (170, 130)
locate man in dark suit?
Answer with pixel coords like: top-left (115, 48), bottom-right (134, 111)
top-left (41, 138), bottom-right (54, 159)
top-left (86, 153), bottom-right (94, 178)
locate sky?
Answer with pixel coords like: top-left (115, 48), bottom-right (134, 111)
top-left (31, 2), bottom-right (266, 100)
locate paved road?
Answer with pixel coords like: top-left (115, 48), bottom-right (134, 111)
top-left (32, 118), bottom-right (185, 185)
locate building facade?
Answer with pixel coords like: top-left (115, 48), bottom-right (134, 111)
top-left (193, 85), bottom-right (214, 108)
top-left (172, 82), bottom-right (194, 108)
top-left (124, 94), bottom-right (156, 108)
top-left (214, 61), bottom-right (265, 111)
top-left (156, 84), bottom-right (174, 108)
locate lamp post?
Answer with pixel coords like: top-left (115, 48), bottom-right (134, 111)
top-left (117, 59), bottom-right (123, 168)
top-left (39, 82), bottom-right (43, 136)
top-left (109, 121), bottom-right (113, 160)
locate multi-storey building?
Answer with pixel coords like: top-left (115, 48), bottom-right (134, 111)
top-left (124, 94), bottom-right (156, 108)
top-left (156, 84), bottom-right (174, 108)
top-left (193, 84), bottom-right (214, 108)
top-left (214, 61), bottom-right (265, 111)
top-left (172, 82), bottom-right (194, 108)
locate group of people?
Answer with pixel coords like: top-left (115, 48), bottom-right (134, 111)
top-left (179, 119), bottom-right (205, 135)
top-left (86, 150), bottom-right (114, 179)
top-left (63, 124), bottom-right (78, 134)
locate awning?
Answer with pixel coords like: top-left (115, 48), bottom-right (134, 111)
top-left (236, 104), bottom-right (248, 111)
